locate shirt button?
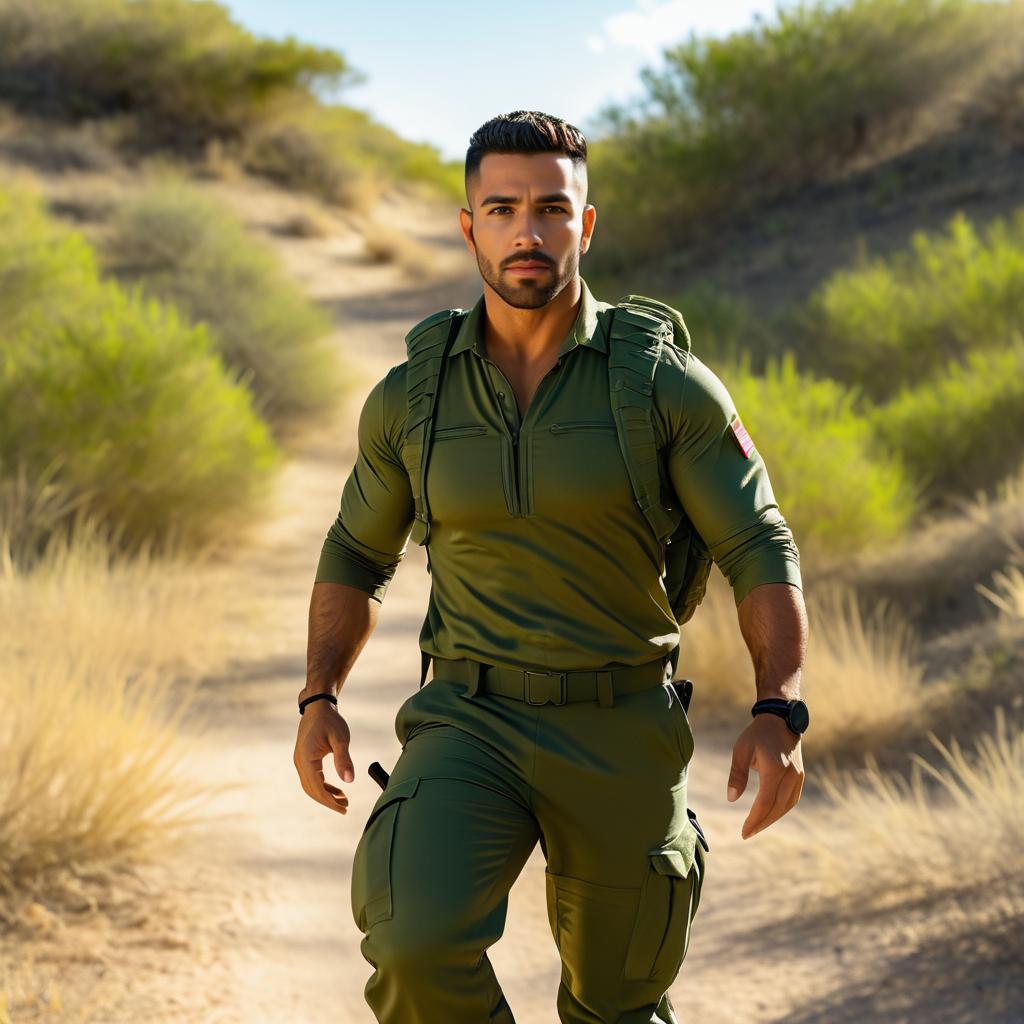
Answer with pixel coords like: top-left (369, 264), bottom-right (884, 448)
top-left (497, 392), bottom-right (505, 398)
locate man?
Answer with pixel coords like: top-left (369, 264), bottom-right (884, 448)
top-left (294, 110), bottom-right (809, 1024)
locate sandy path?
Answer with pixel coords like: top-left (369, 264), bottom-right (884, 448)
top-left (175, 184), bottom-right (844, 1024)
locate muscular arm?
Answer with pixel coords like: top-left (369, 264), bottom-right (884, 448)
top-left (301, 581), bottom-right (381, 704)
top-left (736, 581), bottom-right (808, 702)
top-left (659, 352), bottom-right (808, 839)
top-left (294, 367), bottom-right (414, 814)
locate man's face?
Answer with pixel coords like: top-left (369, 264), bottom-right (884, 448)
top-left (459, 152), bottom-right (596, 309)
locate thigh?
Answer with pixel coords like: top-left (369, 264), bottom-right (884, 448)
top-left (351, 728), bottom-right (541, 940)
top-left (534, 682), bottom-right (706, 1013)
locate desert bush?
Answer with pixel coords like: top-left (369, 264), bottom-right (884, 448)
top-left (242, 102), bottom-right (463, 209)
top-left (719, 351), bottom-right (919, 556)
top-left (0, 179), bottom-right (278, 558)
top-left (807, 209), bottom-right (1024, 399)
top-left (0, 0), bottom-right (353, 148)
top-left (101, 176), bottom-right (342, 430)
top-left (869, 338), bottom-right (1024, 498)
top-left (586, 0), bottom-right (1015, 271)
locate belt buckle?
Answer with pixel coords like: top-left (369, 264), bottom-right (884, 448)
top-left (524, 670), bottom-right (567, 706)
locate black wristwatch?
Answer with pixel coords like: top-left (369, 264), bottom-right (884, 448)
top-left (751, 698), bottom-right (809, 736)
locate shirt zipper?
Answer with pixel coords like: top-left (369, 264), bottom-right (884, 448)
top-left (485, 357), bottom-right (565, 518)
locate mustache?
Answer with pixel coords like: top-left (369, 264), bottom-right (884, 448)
top-left (503, 255), bottom-right (554, 269)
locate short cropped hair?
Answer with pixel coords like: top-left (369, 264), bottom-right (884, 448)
top-left (465, 110), bottom-right (587, 203)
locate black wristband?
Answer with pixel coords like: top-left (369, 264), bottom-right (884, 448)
top-left (299, 692), bottom-right (338, 715)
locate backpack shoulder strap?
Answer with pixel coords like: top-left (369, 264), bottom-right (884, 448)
top-left (402, 308), bottom-right (466, 546)
top-left (606, 302), bottom-right (682, 543)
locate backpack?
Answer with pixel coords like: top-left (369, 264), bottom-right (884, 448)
top-left (402, 294), bottom-right (714, 687)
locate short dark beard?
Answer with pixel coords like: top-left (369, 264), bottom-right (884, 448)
top-left (475, 246), bottom-right (579, 309)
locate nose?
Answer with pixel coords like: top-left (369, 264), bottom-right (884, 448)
top-left (513, 209), bottom-right (543, 248)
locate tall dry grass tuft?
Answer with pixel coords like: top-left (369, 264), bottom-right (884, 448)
top-left (777, 708), bottom-right (1024, 906)
top-left (976, 532), bottom-right (1024, 623)
top-left (683, 572), bottom-right (929, 755)
top-left (800, 579), bottom-right (928, 754)
top-left (0, 523), bottom-right (235, 904)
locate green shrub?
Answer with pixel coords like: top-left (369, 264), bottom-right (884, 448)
top-left (0, 180), bottom-right (278, 557)
top-left (718, 351), bottom-right (919, 555)
top-left (870, 338), bottom-right (1024, 498)
top-left (671, 283), bottom-right (779, 370)
top-left (806, 209), bottom-right (1024, 398)
top-left (587, 0), bottom-right (1015, 271)
top-left (101, 176), bottom-right (342, 430)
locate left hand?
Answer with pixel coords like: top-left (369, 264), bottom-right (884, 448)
top-left (726, 714), bottom-right (805, 840)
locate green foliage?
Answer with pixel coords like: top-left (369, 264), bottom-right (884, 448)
top-left (0, 180), bottom-right (278, 556)
top-left (0, 0), bottom-right (354, 145)
top-left (587, 0), bottom-right (1013, 271)
top-left (869, 339), bottom-right (1024, 498)
top-left (671, 283), bottom-right (781, 369)
top-left (807, 209), bottom-right (1024, 399)
top-left (718, 351), bottom-right (919, 555)
top-left (101, 177), bottom-right (342, 430)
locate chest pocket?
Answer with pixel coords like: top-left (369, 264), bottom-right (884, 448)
top-left (423, 424), bottom-right (510, 529)
top-left (533, 418), bottom-right (635, 523)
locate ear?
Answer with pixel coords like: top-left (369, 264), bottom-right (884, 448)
top-left (580, 204), bottom-right (597, 255)
top-left (459, 207), bottom-right (476, 255)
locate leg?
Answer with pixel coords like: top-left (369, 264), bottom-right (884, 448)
top-left (351, 728), bottom-right (541, 1024)
top-left (535, 681), bottom-right (708, 1023)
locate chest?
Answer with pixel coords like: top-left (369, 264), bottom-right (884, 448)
top-left (420, 347), bottom-right (636, 527)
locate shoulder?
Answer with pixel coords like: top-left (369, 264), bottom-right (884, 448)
top-left (653, 345), bottom-right (737, 445)
top-left (358, 362), bottom-right (409, 459)
top-left (405, 308), bottom-right (462, 350)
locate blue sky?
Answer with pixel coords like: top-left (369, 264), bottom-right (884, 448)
top-left (221, 0), bottom-right (781, 162)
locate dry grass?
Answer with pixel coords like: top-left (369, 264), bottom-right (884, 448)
top-left (776, 707), bottom-right (1023, 907)
top-left (684, 570), bottom-right (930, 755)
top-left (360, 218), bottom-right (435, 279)
top-left (0, 523), bottom-right (240, 905)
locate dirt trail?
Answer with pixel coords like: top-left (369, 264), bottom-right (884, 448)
top-left (176, 184), bottom-right (841, 1024)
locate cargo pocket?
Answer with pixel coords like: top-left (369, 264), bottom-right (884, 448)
top-left (623, 821), bottom-right (705, 983)
top-left (350, 775), bottom-right (420, 933)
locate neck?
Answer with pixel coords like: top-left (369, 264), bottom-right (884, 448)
top-left (481, 276), bottom-right (582, 364)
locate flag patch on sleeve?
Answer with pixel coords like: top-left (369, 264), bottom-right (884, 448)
top-left (730, 416), bottom-right (755, 458)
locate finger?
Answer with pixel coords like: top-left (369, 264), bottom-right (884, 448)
top-left (333, 745), bottom-right (355, 785)
top-left (743, 769), bottom-right (800, 840)
top-left (298, 756), bottom-right (349, 813)
top-left (727, 735), bottom-right (754, 802)
top-left (310, 766), bottom-right (349, 809)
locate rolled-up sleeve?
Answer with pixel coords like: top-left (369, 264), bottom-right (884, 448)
top-left (661, 352), bottom-right (802, 607)
top-left (315, 365), bottom-right (414, 602)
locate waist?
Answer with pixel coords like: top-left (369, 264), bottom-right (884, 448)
top-left (430, 654), bottom-right (672, 706)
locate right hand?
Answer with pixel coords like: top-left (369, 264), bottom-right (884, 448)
top-left (293, 698), bottom-right (355, 815)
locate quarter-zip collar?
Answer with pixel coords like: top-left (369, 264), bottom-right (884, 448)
top-left (448, 276), bottom-right (607, 359)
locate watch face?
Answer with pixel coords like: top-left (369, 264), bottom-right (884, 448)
top-left (787, 700), bottom-right (810, 734)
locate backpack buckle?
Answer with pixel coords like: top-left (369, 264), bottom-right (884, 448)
top-left (524, 670), bottom-right (567, 706)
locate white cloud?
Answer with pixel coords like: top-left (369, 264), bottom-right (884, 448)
top-left (591, 0), bottom-right (778, 60)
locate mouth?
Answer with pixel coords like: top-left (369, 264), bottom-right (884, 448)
top-left (505, 262), bottom-right (551, 276)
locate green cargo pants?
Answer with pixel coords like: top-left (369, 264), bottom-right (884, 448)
top-left (350, 657), bottom-right (706, 1024)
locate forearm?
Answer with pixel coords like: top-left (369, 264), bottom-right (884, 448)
top-left (735, 581), bottom-right (808, 701)
top-left (300, 581), bottom-right (381, 702)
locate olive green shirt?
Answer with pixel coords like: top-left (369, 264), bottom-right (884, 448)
top-left (316, 278), bottom-right (801, 671)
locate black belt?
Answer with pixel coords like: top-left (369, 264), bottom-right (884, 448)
top-left (430, 655), bottom-right (671, 706)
